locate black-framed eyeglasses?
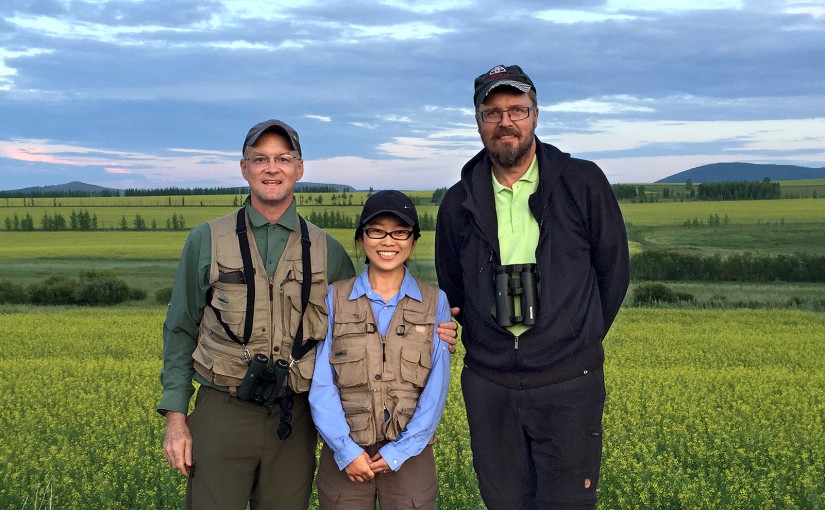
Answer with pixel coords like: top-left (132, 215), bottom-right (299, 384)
top-left (364, 227), bottom-right (414, 240)
top-left (277, 394), bottom-right (293, 440)
top-left (476, 106), bottom-right (534, 124)
top-left (245, 152), bottom-right (301, 169)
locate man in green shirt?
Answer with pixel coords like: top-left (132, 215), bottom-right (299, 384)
top-left (159, 119), bottom-right (456, 509)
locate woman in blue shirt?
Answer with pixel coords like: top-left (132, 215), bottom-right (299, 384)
top-left (309, 190), bottom-right (451, 509)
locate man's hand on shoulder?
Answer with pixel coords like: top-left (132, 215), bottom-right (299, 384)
top-left (436, 307), bottom-right (461, 354)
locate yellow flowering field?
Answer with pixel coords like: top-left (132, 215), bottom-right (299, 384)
top-left (0, 307), bottom-right (823, 509)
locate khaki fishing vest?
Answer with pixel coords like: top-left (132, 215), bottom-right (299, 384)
top-left (329, 277), bottom-right (439, 446)
top-left (192, 209), bottom-right (329, 393)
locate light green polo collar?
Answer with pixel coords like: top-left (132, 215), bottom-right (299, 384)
top-left (491, 155), bottom-right (539, 192)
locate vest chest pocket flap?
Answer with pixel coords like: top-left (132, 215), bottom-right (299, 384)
top-left (282, 261), bottom-right (329, 343)
top-left (330, 343), bottom-right (368, 388)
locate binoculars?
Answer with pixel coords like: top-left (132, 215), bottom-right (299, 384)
top-left (494, 264), bottom-right (539, 328)
top-left (236, 353), bottom-right (290, 407)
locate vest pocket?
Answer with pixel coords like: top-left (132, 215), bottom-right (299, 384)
top-left (283, 264), bottom-right (329, 342)
top-left (208, 288), bottom-right (246, 339)
top-left (342, 399), bottom-right (375, 446)
top-left (287, 347), bottom-right (316, 394)
top-left (192, 332), bottom-right (248, 388)
top-left (401, 309), bottom-right (436, 345)
top-left (330, 344), bottom-right (368, 388)
top-left (385, 397), bottom-right (417, 440)
top-left (399, 347), bottom-right (432, 388)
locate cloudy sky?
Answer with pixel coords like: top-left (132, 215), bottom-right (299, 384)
top-left (1, 0), bottom-right (823, 191)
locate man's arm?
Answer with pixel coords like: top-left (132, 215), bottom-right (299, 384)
top-left (325, 233), bottom-right (356, 283)
top-left (159, 225), bottom-right (212, 477)
top-left (585, 163), bottom-right (630, 333)
top-left (435, 191), bottom-right (466, 325)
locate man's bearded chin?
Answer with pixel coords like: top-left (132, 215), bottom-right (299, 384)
top-left (487, 130), bottom-right (534, 168)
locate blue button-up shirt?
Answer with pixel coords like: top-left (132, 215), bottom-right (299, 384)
top-left (309, 267), bottom-right (452, 471)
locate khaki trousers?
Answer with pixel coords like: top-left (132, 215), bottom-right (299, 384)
top-left (184, 385), bottom-right (317, 510)
top-left (315, 442), bottom-right (438, 510)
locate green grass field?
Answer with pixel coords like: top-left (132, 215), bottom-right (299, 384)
top-left (1, 308), bottom-right (822, 509)
top-left (1, 192), bottom-right (825, 508)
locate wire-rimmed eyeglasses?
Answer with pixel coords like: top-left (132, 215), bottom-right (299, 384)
top-left (245, 153), bottom-right (301, 169)
top-left (476, 106), bottom-right (534, 124)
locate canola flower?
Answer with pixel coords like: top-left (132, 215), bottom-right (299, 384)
top-left (1, 308), bottom-right (823, 509)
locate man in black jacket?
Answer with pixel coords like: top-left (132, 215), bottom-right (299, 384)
top-left (435, 65), bottom-right (629, 510)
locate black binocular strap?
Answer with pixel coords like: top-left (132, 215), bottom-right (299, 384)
top-left (235, 208), bottom-right (256, 344)
top-left (291, 216), bottom-right (318, 362)
top-left (207, 208), bottom-right (256, 346)
top-left (210, 211), bottom-right (318, 361)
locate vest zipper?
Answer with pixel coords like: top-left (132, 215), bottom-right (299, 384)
top-left (514, 335), bottom-right (520, 350)
top-left (278, 277), bottom-right (286, 344)
top-left (379, 330), bottom-right (389, 421)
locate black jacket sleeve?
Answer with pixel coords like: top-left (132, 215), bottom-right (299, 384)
top-left (584, 161), bottom-right (630, 335)
top-left (435, 186), bottom-right (466, 325)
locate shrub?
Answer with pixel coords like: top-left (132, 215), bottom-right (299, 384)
top-left (155, 286), bottom-right (173, 305)
top-left (633, 283), bottom-right (678, 306)
top-left (674, 291), bottom-right (695, 303)
top-left (27, 275), bottom-right (77, 305)
top-left (16, 271), bottom-right (145, 306)
top-left (0, 279), bottom-right (27, 304)
top-left (74, 271), bottom-right (133, 305)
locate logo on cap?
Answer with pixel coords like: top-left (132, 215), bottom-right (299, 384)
top-left (489, 65), bottom-right (507, 75)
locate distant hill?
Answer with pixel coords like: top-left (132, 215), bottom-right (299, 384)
top-left (657, 163), bottom-right (825, 183)
top-left (1, 181), bottom-right (355, 195)
top-left (6, 181), bottom-right (119, 195)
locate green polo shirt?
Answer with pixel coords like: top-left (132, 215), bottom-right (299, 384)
top-left (492, 155), bottom-right (540, 337)
top-left (158, 198), bottom-right (355, 414)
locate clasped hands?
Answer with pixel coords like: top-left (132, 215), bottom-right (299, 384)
top-left (344, 451), bottom-right (392, 483)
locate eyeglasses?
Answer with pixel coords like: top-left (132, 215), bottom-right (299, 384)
top-left (245, 153), bottom-right (301, 169)
top-left (476, 105), bottom-right (534, 124)
top-left (364, 227), bottom-right (414, 240)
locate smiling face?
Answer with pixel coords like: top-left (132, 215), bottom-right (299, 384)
top-left (358, 214), bottom-right (416, 277)
top-left (477, 88), bottom-right (538, 170)
top-left (240, 131), bottom-right (304, 221)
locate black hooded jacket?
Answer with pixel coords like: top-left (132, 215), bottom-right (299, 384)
top-left (435, 138), bottom-right (629, 389)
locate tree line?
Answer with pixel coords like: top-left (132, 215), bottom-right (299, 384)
top-left (613, 179), bottom-right (783, 202)
top-left (631, 251), bottom-right (825, 282)
top-left (3, 210), bottom-right (187, 231)
top-left (304, 210), bottom-right (437, 231)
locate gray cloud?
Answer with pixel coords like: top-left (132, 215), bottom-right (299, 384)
top-left (1, 0), bottom-right (824, 188)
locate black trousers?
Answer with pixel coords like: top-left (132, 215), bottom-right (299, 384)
top-left (461, 365), bottom-right (605, 510)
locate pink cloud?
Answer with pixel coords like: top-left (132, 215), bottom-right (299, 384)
top-left (105, 167), bottom-right (131, 174)
top-left (3, 145), bottom-right (80, 165)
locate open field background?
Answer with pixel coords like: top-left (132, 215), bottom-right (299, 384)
top-left (0, 308), bottom-right (822, 509)
top-left (1, 189), bottom-right (824, 508)
top-left (2, 195), bottom-right (823, 308)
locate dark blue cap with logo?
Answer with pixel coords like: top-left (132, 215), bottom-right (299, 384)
top-left (473, 64), bottom-right (535, 107)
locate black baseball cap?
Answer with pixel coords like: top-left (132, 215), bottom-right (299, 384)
top-left (242, 119), bottom-right (302, 157)
top-left (473, 64), bottom-right (535, 107)
top-left (359, 190), bottom-right (419, 233)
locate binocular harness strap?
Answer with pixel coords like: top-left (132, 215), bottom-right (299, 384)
top-left (290, 216), bottom-right (318, 362)
top-left (208, 209), bottom-right (316, 364)
top-left (207, 208), bottom-right (256, 346)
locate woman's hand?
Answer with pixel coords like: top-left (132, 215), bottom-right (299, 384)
top-left (344, 451), bottom-right (375, 483)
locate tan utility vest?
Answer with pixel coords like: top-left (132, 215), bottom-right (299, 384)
top-left (329, 276), bottom-right (439, 446)
top-left (192, 209), bottom-right (329, 394)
